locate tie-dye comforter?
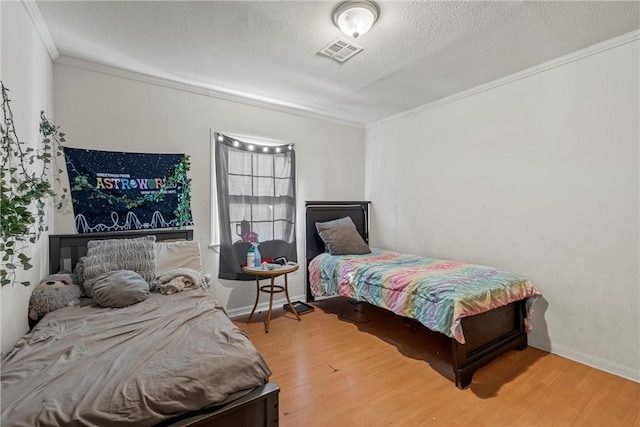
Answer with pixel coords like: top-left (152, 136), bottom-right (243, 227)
top-left (309, 249), bottom-right (541, 344)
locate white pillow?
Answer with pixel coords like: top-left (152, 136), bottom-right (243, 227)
top-left (155, 240), bottom-right (202, 274)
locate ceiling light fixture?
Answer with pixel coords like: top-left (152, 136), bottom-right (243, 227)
top-left (332, 1), bottom-right (379, 39)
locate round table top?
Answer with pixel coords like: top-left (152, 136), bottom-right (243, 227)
top-left (243, 263), bottom-right (299, 277)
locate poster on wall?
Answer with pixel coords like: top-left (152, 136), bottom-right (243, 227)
top-left (64, 147), bottom-right (193, 233)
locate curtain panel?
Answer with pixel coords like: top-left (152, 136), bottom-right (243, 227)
top-left (215, 133), bottom-right (297, 280)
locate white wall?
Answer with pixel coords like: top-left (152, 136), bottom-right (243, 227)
top-left (52, 61), bottom-right (365, 314)
top-left (0, 1), bottom-right (54, 353)
top-left (365, 35), bottom-right (640, 382)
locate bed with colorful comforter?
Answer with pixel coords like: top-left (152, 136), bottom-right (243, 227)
top-left (305, 202), bottom-right (542, 388)
top-left (310, 248), bottom-right (541, 345)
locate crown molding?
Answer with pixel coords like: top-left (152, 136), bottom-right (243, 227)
top-left (21, 0), bottom-right (59, 61)
top-left (54, 56), bottom-right (365, 129)
top-left (368, 29), bottom-right (640, 129)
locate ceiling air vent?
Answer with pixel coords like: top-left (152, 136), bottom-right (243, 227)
top-left (318, 37), bottom-right (363, 63)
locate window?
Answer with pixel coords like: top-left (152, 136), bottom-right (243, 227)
top-left (213, 132), bottom-right (297, 280)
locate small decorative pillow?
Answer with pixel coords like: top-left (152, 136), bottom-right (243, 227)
top-left (155, 240), bottom-right (202, 275)
top-left (82, 236), bottom-right (156, 297)
top-left (316, 216), bottom-right (371, 255)
top-left (92, 270), bottom-right (150, 308)
top-left (29, 273), bottom-right (82, 320)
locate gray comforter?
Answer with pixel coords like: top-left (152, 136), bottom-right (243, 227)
top-left (1, 289), bottom-right (271, 426)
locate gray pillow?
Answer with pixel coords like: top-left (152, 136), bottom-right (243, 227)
top-left (82, 236), bottom-right (156, 297)
top-left (92, 270), bottom-right (150, 308)
top-left (316, 216), bottom-right (371, 255)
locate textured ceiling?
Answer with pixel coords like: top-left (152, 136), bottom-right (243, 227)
top-left (37, 1), bottom-right (640, 125)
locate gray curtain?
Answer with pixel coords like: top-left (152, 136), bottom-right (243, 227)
top-left (215, 133), bottom-right (297, 280)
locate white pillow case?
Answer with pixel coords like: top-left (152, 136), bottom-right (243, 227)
top-left (155, 240), bottom-right (202, 274)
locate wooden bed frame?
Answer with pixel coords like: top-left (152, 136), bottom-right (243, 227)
top-left (304, 201), bottom-right (528, 389)
top-left (48, 229), bottom-right (280, 427)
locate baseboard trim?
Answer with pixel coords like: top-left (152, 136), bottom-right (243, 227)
top-left (529, 334), bottom-right (640, 383)
top-left (227, 293), bottom-right (306, 319)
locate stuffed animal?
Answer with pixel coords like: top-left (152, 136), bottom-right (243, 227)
top-left (29, 273), bottom-right (82, 321)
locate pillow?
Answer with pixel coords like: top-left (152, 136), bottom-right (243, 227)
top-left (29, 273), bottom-right (82, 320)
top-left (155, 240), bottom-right (202, 274)
top-left (92, 270), bottom-right (150, 308)
top-left (82, 236), bottom-right (156, 297)
top-left (316, 216), bottom-right (371, 255)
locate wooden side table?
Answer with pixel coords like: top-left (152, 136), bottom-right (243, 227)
top-left (242, 263), bottom-right (301, 333)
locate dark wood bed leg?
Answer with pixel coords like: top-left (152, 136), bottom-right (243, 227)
top-left (450, 300), bottom-right (528, 389)
top-left (452, 333), bottom-right (528, 389)
top-left (454, 369), bottom-right (474, 389)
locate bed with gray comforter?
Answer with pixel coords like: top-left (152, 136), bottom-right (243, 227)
top-left (1, 289), bottom-right (271, 426)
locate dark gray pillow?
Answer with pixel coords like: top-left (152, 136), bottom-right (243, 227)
top-left (316, 216), bottom-right (371, 255)
top-left (92, 270), bottom-right (150, 308)
top-left (83, 236), bottom-right (156, 297)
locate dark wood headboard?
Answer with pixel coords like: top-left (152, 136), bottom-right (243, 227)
top-left (304, 201), bottom-right (370, 301)
top-left (49, 229), bottom-right (194, 274)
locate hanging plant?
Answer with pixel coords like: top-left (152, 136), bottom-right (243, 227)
top-left (164, 156), bottom-right (192, 228)
top-left (0, 82), bottom-right (66, 286)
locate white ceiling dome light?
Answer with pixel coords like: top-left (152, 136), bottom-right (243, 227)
top-left (332, 1), bottom-right (379, 39)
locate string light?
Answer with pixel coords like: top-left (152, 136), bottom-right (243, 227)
top-left (215, 132), bottom-right (294, 153)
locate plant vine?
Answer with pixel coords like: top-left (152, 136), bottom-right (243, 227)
top-left (1, 82), bottom-right (66, 286)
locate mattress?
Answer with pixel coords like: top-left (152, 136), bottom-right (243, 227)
top-left (309, 248), bottom-right (541, 343)
top-left (1, 289), bottom-right (271, 427)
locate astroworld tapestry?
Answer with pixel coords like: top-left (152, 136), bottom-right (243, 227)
top-left (64, 147), bottom-right (193, 233)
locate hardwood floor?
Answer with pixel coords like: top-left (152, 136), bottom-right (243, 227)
top-left (233, 297), bottom-right (640, 427)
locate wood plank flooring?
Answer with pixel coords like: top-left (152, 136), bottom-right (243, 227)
top-left (233, 297), bottom-right (640, 427)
